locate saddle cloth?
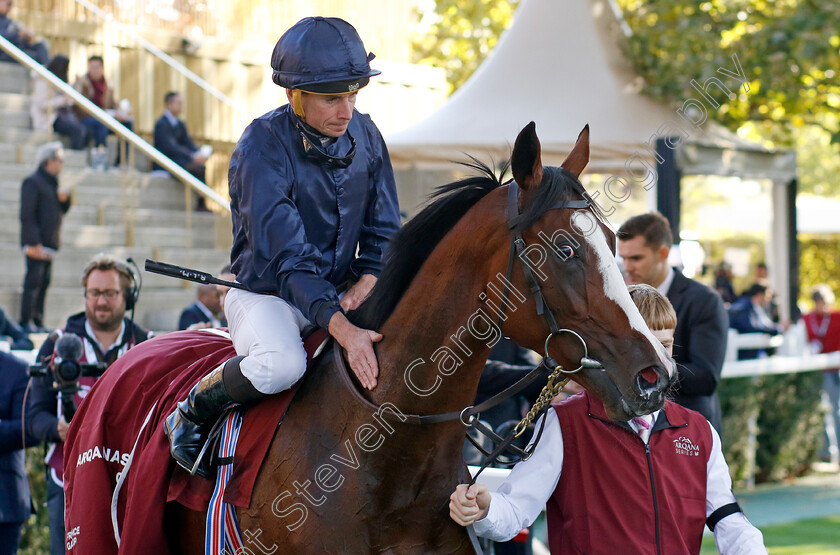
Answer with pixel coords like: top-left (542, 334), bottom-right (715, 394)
top-left (64, 328), bottom-right (328, 555)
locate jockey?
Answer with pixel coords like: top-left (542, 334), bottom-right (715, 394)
top-left (165, 16), bottom-right (401, 477)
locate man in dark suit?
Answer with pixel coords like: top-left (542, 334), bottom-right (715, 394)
top-left (178, 282), bottom-right (225, 330)
top-left (0, 352), bottom-right (38, 554)
top-left (153, 91), bottom-right (209, 210)
top-left (729, 283), bottom-right (783, 359)
top-left (618, 212), bottom-right (728, 433)
top-left (19, 142), bottom-right (70, 332)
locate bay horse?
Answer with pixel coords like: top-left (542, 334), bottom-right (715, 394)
top-left (169, 122), bottom-right (674, 553)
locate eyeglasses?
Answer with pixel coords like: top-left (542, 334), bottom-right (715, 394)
top-left (84, 289), bottom-right (122, 300)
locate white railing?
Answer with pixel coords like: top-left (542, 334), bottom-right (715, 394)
top-left (0, 34), bottom-right (230, 212)
top-left (72, 0), bottom-right (243, 116)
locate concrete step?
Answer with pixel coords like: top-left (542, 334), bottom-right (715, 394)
top-left (0, 144), bottom-right (88, 168)
top-left (0, 168), bottom-right (189, 210)
top-left (0, 202), bottom-right (221, 229)
top-left (0, 246), bottom-right (228, 285)
top-left (0, 92), bottom-right (30, 111)
top-left (0, 126), bottom-right (53, 144)
top-left (0, 62), bottom-right (29, 94)
top-left (0, 222), bottom-right (220, 250)
top-left (0, 109), bottom-right (29, 129)
top-left (0, 257), bottom-right (202, 290)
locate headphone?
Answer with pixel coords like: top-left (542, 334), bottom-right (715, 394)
top-left (81, 256), bottom-right (141, 310)
top-left (123, 258), bottom-right (141, 311)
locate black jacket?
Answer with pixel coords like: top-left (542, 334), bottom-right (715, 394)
top-left (153, 114), bottom-right (198, 170)
top-left (0, 352), bottom-right (39, 523)
top-left (19, 166), bottom-right (70, 250)
top-left (666, 270), bottom-right (728, 433)
top-left (178, 301), bottom-right (226, 330)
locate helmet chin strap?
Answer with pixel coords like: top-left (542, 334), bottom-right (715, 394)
top-left (291, 89), bottom-right (305, 118)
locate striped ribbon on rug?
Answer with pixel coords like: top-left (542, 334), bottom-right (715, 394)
top-left (206, 410), bottom-right (245, 555)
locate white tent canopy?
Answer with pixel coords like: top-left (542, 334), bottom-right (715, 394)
top-left (387, 0), bottom-right (794, 180)
top-left (387, 0), bottom-right (799, 320)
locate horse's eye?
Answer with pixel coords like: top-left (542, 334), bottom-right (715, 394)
top-left (558, 245), bottom-right (576, 260)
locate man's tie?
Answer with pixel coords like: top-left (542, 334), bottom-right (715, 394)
top-left (632, 414), bottom-right (653, 443)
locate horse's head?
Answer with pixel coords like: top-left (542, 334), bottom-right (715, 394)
top-left (500, 122), bottom-right (674, 420)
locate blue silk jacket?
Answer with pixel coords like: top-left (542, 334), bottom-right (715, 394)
top-left (228, 104), bottom-right (400, 329)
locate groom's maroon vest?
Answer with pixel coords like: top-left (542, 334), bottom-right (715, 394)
top-left (547, 393), bottom-right (712, 554)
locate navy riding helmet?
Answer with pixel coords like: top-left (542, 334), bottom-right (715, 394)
top-left (271, 17), bottom-right (381, 94)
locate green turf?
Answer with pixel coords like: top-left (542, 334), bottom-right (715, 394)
top-left (700, 516), bottom-right (840, 554)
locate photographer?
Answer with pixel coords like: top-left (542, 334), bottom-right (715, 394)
top-left (25, 255), bottom-right (152, 555)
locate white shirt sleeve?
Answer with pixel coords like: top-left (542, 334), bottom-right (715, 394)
top-left (473, 409), bottom-right (563, 541)
top-left (706, 421), bottom-right (768, 555)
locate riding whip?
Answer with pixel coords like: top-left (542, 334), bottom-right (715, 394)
top-left (144, 259), bottom-right (245, 290)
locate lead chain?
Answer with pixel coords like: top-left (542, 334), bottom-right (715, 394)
top-left (513, 366), bottom-right (570, 437)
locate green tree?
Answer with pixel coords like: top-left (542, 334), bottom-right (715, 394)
top-left (616, 0), bottom-right (840, 194)
top-left (412, 0), bottom-right (520, 93)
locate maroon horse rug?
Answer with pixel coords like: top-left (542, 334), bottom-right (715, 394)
top-left (64, 328), bottom-right (327, 554)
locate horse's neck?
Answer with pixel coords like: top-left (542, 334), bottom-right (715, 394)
top-left (370, 235), bottom-right (503, 416)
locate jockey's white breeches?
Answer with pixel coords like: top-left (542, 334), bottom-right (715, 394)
top-left (224, 287), bottom-right (310, 394)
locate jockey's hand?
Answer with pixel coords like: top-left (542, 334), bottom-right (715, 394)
top-left (449, 484), bottom-right (491, 526)
top-left (328, 312), bottom-right (382, 390)
top-left (341, 274), bottom-right (377, 312)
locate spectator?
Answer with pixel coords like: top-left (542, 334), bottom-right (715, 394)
top-left (74, 55), bottom-right (133, 160)
top-left (714, 262), bottom-right (737, 305)
top-left (153, 91), bottom-right (210, 211)
top-left (449, 284), bottom-right (766, 554)
top-left (0, 307), bottom-right (32, 350)
top-left (617, 212), bottom-right (728, 433)
top-left (0, 0), bottom-right (48, 65)
top-left (804, 284), bottom-right (840, 464)
top-left (25, 254), bottom-right (152, 555)
top-left (30, 54), bottom-right (88, 149)
top-left (217, 264), bottom-right (234, 315)
top-left (0, 351), bottom-right (39, 555)
top-left (178, 282), bottom-right (225, 330)
top-left (753, 262), bottom-right (781, 323)
top-left (19, 141), bottom-right (70, 333)
top-left (729, 283), bottom-right (784, 360)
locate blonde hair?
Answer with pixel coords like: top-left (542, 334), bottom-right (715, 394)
top-left (627, 284), bottom-right (677, 331)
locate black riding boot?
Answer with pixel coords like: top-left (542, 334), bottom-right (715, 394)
top-left (164, 356), bottom-right (266, 478)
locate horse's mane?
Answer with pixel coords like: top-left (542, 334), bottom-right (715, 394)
top-left (347, 160), bottom-right (605, 330)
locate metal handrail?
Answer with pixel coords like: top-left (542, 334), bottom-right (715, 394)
top-left (0, 34), bottom-right (230, 212)
top-left (72, 0), bottom-right (243, 115)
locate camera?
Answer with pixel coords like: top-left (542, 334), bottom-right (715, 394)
top-left (28, 332), bottom-right (106, 422)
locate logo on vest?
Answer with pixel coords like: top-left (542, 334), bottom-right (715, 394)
top-left (673, 436), bottom-right (700, 456)
top-left (66, 525), bottom-right (80, 550)
top-left (76, 444), bottom-right (130, 468)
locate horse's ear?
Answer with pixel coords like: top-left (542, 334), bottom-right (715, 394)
top-left (511, 121), bottom-right (544, 191)
top-left (560, 124), bottom-right (590, 178)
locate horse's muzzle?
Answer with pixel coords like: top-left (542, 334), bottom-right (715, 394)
top-left (633, 365), bottom-right (670, 412)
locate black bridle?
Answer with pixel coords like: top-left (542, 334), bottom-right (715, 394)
top-left (336, 176), bottom-right (601, 554)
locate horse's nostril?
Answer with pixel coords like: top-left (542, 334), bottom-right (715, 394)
top-left (635, 368), bottom-right (662, 401)
top-left (638, 367), bottom-right (658, 385)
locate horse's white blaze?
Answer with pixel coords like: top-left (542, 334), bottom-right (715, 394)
top-left (572, 211), bottom-right (675, 376)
